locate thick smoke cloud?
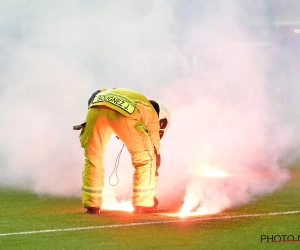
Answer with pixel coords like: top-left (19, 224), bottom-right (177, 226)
top-left (0, 0), bottom-right (299, 213)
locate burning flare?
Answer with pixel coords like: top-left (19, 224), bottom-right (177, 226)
top-left (179, 163), bottom-right (229, 217)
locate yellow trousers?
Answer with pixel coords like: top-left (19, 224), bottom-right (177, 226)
top-left (80, 106), bottom-right (157, 208)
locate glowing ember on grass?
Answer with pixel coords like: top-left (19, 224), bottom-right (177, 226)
top-left (102, 197), bottom-right (134, 212)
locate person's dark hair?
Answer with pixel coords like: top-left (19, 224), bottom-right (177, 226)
top-left (88, 90), bottom-right (101, 106)
top-left (149, 100), bottom-right (160, 117)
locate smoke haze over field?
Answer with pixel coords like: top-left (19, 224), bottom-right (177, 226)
top-left (0, 0), bottom-right (299, 213)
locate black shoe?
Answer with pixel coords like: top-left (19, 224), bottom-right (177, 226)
top-left (86, 207), bottom-right (100, 214)
top-left (133, 206), bottom-right (158, 214)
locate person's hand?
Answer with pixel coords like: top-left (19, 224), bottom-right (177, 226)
top-left (154, 147), bottom-right (161, 176)
top-left (156, 153), bottom-right (161, 170)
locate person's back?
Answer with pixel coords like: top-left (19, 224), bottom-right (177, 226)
top-left (75, 87), bottom-right (170, 214)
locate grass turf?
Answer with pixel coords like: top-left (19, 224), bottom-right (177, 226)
top-left (0, 163), bottom-right (300, 250)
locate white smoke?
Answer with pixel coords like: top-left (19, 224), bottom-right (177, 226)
top-left (0, 1), bottom-right (299, 214)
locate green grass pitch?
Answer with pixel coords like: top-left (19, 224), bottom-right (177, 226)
top-left (1, 162), bottom-right (300, 250)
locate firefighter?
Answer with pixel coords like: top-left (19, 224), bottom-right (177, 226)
top-left (74, 88), bottom-right (170, 214)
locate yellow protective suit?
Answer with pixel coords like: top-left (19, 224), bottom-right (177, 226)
top-left (79, 88), bottom-right (160, 209)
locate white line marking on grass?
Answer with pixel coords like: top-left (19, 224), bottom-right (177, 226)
top-left (0, 210), bottom-right (299, 237)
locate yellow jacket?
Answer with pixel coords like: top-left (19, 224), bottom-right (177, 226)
top-left (89, 88), bottom-right (160, 154)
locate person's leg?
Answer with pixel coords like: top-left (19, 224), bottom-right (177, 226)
top-left (80, 107), bottom-right (113, 213)
top-left (107, 111), bottom-right (157, 209)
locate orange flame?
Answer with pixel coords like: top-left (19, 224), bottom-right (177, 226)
top-left (192, 163), bottom-right (228, 178)
top-left (197, 167), bottom-right (228, 178)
